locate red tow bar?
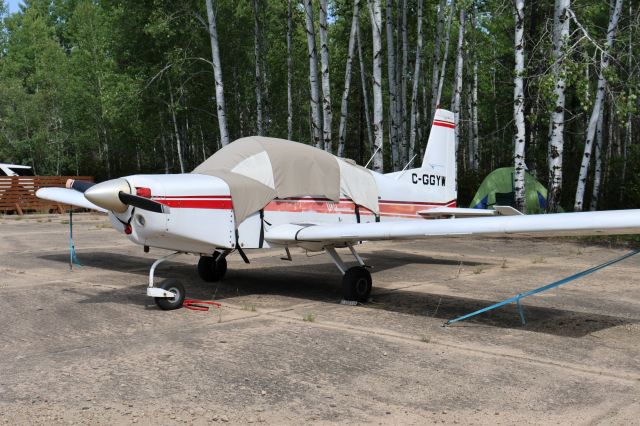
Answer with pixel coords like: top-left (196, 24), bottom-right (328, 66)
top-left (183, 299), bottom-right (222, 311)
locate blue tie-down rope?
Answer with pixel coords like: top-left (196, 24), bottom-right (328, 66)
top-left (445, 249), bottom-right (640, 326)
top-left (69, 210), bottom-right (82, 270)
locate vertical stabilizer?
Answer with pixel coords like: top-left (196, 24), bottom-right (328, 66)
top-left (384, 109), bottom-right (457, 204)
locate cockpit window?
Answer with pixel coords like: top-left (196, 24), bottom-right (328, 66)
top-left (11, 168), bottom-right (34, 176)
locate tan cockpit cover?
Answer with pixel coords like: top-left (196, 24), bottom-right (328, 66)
top-left (192, 136), bottom-right (379, 224)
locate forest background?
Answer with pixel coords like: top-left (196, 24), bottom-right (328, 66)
top-left (0, 0), bottom-right (638, 212)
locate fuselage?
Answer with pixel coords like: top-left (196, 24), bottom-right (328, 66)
top-left (109, 171), bottom-right (456, 255)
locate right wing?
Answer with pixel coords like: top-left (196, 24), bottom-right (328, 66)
top-left (36, 187), bottom-right (107, 213)
top-left (265, 209), bottom-right (640, 246)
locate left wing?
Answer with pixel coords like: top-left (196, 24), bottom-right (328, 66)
top-left (36, 187), bottom-right (107, 213)
top-left (265, 209), bottom-right (640, 245)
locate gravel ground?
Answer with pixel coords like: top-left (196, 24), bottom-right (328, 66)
top-left (1, 213), bottom-right (639, 425)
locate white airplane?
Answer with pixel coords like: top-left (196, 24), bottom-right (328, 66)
top-left (37, 109), bottom-right (640, 310)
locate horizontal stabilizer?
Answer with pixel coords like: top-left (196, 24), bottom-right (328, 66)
top-left (36, 187), bottom-right (107, 213)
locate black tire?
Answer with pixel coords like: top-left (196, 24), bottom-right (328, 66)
top-left (342, 266), bottom-right (372, 303)
top-left (154, 279), bottom-right (185, 310)
top-left (197, 254), bottom-right (227, 282)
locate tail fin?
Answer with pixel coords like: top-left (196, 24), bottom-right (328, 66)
top-left (385, 109), bottom-right (457, 204)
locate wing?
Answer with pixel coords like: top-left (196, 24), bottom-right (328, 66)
top-left (265, 209), bottom-right (640, 245)
top-left (36, 187), bottom-right (107, 213)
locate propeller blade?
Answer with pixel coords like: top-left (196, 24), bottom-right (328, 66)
top-left (66, 179), bottom-right (95, 193)
top-left (118, 192), bottom-right (170, 214)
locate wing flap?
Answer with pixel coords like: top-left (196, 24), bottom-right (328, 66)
top-left (265, 209), bottom-right (640, 245)
top-left (36, 188), bottom-right (107, 213)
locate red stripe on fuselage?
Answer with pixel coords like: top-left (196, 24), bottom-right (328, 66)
top-left (155, 197), bottom-right (233, 209)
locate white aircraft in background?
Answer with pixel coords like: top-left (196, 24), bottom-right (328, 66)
top-left (37, 109), bottom-right (640, 310)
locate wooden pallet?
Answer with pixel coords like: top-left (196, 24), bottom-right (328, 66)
top-left (0, 176), bottom-right (94, 215)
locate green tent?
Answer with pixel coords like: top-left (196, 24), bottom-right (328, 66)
top-left (469, 167), bottom-right (548, 214)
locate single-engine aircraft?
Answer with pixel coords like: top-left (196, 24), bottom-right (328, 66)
top-left (37, 109), bottom-right (640, 310)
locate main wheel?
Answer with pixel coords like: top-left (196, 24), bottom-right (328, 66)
top-left (197, 254), bottom-right (227, 282)
top-left (342, 266), bottom-right (372, 303)
top-left (154, 279), bottom-right (185, 310)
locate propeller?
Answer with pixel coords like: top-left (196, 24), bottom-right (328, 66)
top-left (83, 178), bottom-right (170, 214)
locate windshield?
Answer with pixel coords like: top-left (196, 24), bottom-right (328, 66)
top-left (11, 167), bottom-right (34, 176)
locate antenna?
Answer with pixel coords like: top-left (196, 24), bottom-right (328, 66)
top-left (364, 146), bottom-right (381, 169)
top-left (395, 154), bottom-right (418, 180)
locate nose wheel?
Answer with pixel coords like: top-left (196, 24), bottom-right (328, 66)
top-left (154, 279), bottom-right (185, 310)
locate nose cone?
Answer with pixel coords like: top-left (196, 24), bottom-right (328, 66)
top-left (84, 178), bottom-right (131, 213)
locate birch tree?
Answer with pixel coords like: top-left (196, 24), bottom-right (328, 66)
top-left (513, 0), bottom-right (526, 213)
top-left (547, 0), bottom-right (570, 213)
top-left (408, 0), bottom-right (423, 163)
top-left (451, 8), bottom-right (466, 153)
top-left (287, 0), bottom-right (293, 141)
top-left (573, 0), bottom-right (623, 211)
top-left (430, 0), bottom-right (447, 120)
top-left (253, 0), bottom-right (264, 135)
top-left (303, 0), bottom-right (323, 148)
top-left (589, 107), bottom-right (605, 211)
top-left (205, 0), bottom-right (230, 146)
top-left (337, 0), bottom-right (361, 158)
top-left (385, 0), bottom-right (399, 169)
top-left (319, 0), bottom-right (332, 152)
top-left (368, 0), bottom-right (384, 172)
top-left (356, 21), bottom-right (374, 153)
top-left (436, 0), bottom-right (455, 117)
top-left (400, 0), bottom-right (408, 163)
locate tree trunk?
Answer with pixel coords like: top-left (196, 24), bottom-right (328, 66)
top-left (547, 0), bottom-right (570, 213)
top-left (168, 81), bottom-right (185, 173)
top-left (385, 0), bottom-right (399, 169)
top-left (435, 0), bottom-right (455, 116)
top-left (408, 0), bottom-right (423, 164)
top-left (253, 0), bottom-right (264, 135)
top-left (319, 0), bottom-right (332, 152)
top-left (368, 0), bottom-right (384, 172)
top-left (400, 0), bottom-right (408, 165)
top-left (589, 105), bottom-right (605, 211)
top-left (205, 0), bottom-right (230, 146)
top-left (513, 0), bottom-right (526, 213)
top-left (287, 0), bottom-right (293, 141)
top-left (337, 0), bottom-right (361, 158)
top-left (470, 7), bottom-right (479, 171)
top-left (573, 0), bottom-right (623, 211)
top-left (303, 0), bottom-right (323, 148)
top-left (430, 0), bottom-right (447, 120)
top-left (356, 22), bottom-right (374, 155)
top-left (451, 8), bottom-right (466, 154)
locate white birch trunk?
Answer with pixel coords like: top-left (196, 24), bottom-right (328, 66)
top-left (356, 22), bottom-right (374, 153)
top-left (470, 7), bottom-right (479, 171)
top-left (435, 0), bottom-right (455, 114)
top-left (513, 0), bottom-right (526, 213)
top-left (319, 0), bottom-right (332, 152)
top-left (287, 0), bottom-right (293, 141)
top-left (408, 0), bottom-right (423, 164)
top-left (573, 0), bottom-right (623, 211)
top-left (304, 0), bottom-right (323, 148)
top-left (589, 108), bottom-right (604, 211)
top-left (430, 0), bottom-right (447, 120)
top-left (400, 0), bottom-right (408, 165)
top-left (385, 0), bottom-right (399, 169)
top-left (452, 8), bottom-right (466, 154)
top-left (168, 83), bottom-right (185, 173)
top-left (368, 0), bottom-right (384, 172)
top-left (337, 0), bottom-right (361, 158)
top-left (253, 0), bottom-right (264, 136)
top-left (547, 0), bottom-right (570, 212)
top-left (205, 0), bottom-right (230, 146)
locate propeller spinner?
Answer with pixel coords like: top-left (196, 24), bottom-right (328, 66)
top-left (83, 178), bottom-right (170, 214)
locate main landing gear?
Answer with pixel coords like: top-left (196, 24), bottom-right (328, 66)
top-left (325, 244), bottom-right (372, 303)
top-left (147, 251), bottom-right (228, 310)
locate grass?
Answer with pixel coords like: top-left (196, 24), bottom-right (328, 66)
top-left (241, 303), bottom-right (257, 312)
top-left (302, 313), bottom-right (316, 322)
top-left (501, 258), bottom-right (508, 268)
top-left (532, 256), bottom-right (546, 264)
top-left (420, 336), bottom-right (430, 344)
top-left (473, 266), bottom-right (484, 274)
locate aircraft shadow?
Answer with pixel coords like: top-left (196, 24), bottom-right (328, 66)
top-left (39, 251), bottom-right (634, 337)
